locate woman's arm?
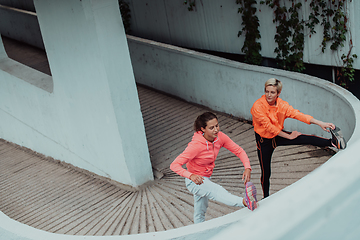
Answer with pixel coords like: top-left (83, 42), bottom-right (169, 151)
top-left (170, 144), bottom-right (206, 185)
top-left (310, 118), bottom-right (335, 132)
top-left (220, 132), bottom-right (252, 184)
top-left (242, 168), bottom-right (251, 184)
top-left (277, 130), bottom-right (302, 139)
top-left (277, 118), bottom-right (335, 140)
top-left (170, 156), bottom-right (192, 179)
top-left (170, 143), bottom-right (199, 179)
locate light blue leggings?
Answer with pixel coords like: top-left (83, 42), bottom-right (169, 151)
top-left (185, 177), bottom-right (245, 224)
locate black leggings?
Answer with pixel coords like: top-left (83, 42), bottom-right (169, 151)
top-left (255, 132), bottom-right (331, 198)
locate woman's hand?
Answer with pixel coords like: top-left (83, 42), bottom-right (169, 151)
top-left (242, 168), bottom-right (251, 184)
top-left (288, 131), bottom-right (302, 139)
top-left (310, 118), bottom-right (335, 132)
top-left (190, 174), bottom-right (204, 185)
top-left (278, 130), bottom-right (301, 140)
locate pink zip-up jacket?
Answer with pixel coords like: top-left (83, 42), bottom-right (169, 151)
top-left (170, 131), bottom-right (251, 179)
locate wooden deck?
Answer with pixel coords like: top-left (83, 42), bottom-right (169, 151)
top-left (0, 36), bottom-right (334, 236)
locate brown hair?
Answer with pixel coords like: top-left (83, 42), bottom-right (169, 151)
top-left (194, 112), bottom-right (218, 132)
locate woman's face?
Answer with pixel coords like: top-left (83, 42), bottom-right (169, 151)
top-left (265, 85), bottom-right (280, 106)
top-left (201, 118), bottom-right (219, 142)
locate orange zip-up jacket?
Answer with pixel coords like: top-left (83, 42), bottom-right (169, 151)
top-left (251, 95), bottom-right (313, 139)
top-left (170, 131), bottom-right (251, 179)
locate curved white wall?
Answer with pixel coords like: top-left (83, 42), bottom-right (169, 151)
top-left (128, 36), bottom-right (356, 141)
top-left (1, 36), bottom-right (359, 240)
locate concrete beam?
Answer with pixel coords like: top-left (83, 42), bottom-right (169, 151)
top-left (0, 0), bottom-right (153, 187)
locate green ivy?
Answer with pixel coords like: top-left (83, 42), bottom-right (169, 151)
top-left (182, 0), bottom-right (357, 86)
top-left (236, 0), bottom-right (262, 65)
top-left (261, 0), bottom-right (305, 72)
top-left (260, 0), bottom-right (356, 85)
top-left (308, 0), bottom-right (356, 85)
top-left (309, 0), bottom-right (347, 52)
top-left (340, 52), bottom-right (358, 86)
top-left (184, 0), bottom-right (196, 11)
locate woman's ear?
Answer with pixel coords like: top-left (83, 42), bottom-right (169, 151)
top-left (200, 127), bottom-right (206, 133)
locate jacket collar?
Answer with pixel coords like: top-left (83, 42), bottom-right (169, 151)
top-left (261, 94), bottom-right (282, 107)
top-left (192, 131), bottom-right (219, 150)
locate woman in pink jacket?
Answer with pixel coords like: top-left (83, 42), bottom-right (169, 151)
top-left (170, 112), bottom-right (258, 224)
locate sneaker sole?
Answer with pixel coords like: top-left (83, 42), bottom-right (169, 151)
top-left (330, 127), bottom-right (346, 149)
top-left (245, 182), bottom-right (258, 211)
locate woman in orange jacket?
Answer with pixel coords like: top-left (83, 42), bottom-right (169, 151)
top-left (170, 112), bottom-right (258, 224)
top-left (251, 78), bottom-right (346, 198)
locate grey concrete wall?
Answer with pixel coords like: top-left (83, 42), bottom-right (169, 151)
top-left (0, 5), bottom-right (43, 49)
top-left (2, 1), bottom-right (359, 71)
top-left (0, 0), bottom-right (35, 12)
top-left (127, 0), bottom-right (360, 70)
top-left (128, 36), bottom-right (356, 141)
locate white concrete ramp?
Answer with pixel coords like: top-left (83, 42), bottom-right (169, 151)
top-left (0, 85), bottom-right (334, 236)
top-left (0, 36), bottom-right (334, 236)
